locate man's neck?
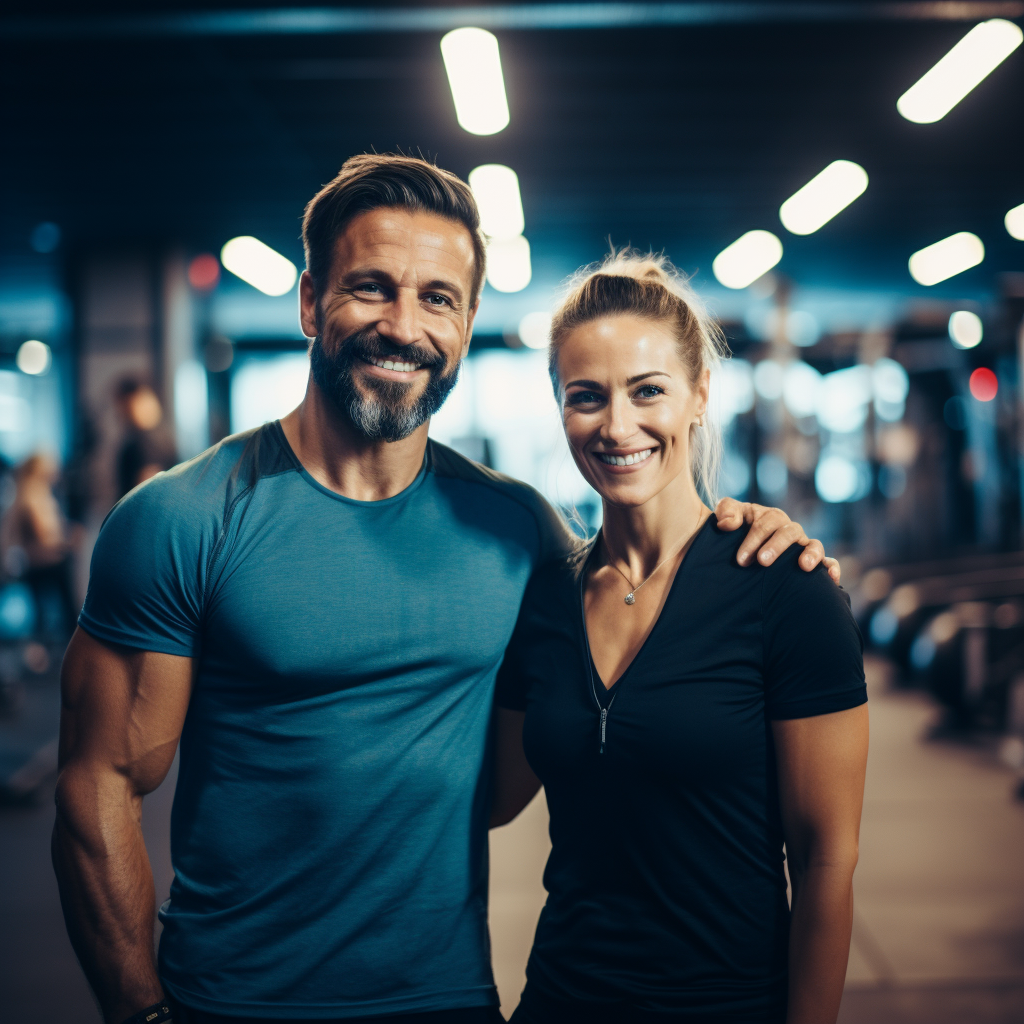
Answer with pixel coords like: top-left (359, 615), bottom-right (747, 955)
top-left (279, 380), bottom-right (429, 502)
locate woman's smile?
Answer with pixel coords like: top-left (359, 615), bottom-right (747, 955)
top-left (592, 446), bottom-right (658, 471)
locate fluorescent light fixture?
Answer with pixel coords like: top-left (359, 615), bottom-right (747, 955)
top-left (486, 235), bottom-right (531, 293)
top-left (949, 309), bottom-right (983, 348)
top-left (469, 164), bottom-right (525, 240)
top-left (712, 230), bottom-right (783, 290)
top-left (1006, 202), bottom-right (1024, 240)
top-left (440, 27), bottom-right (510, 136)
top-left (779, 160), bottom-right (868, 235)
top-left (16, 339), bottom-right (51, 375)
top-left (518, 310), bottom-right (551, 349)
top-left (897, 18), bottom-right (1023, 124)
top-left (220, 236), bottom-right (297, 296)
top-left (908, 231), bottom-right (984, 286)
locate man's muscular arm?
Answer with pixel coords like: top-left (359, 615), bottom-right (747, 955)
top-left (52, 628), bottom-right (192, 1024)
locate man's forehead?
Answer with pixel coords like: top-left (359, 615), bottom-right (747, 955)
top-left (333, 207), bottom-right (475, 279)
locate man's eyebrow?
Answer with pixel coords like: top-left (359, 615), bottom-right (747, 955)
top-left (564, 379), bottom-right (604, 390)
top-left (339, 267), bottom-right (397, 287)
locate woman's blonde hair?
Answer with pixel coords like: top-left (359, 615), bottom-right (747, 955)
top-left (548, 249), bottom-right (729, 506)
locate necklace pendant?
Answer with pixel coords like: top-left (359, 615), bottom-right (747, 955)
top-left (624, 592), bottom-right (636, 605)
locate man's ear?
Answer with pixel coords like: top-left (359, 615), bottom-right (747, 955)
top-left (461, 300), bottom-right (480, 359)
top-left (299, 271), bottom-right (320, 339)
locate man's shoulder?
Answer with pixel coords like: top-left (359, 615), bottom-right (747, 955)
top-left (427, 439), bottom-right (579, 561)
top-left (108, 424), bottom-right (292, 530)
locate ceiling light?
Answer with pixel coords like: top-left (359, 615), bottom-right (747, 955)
top-left (1006, 202), bottom-right (1024, 240)
top-left (440, 27), bottom-right (510, 136)
top-left (469, 164), bottom-right (525, 240)
top-left (897, 18), bottom-right (1023, 124)
top-left (909, 232), bottom-right (984, 286)
top-left (220, 236), bottom-right (297, 296)
top-left (16, 339), bottom-right (51, 375)
top-left (779, 160), bottom-right (869, 235)
top-left (712, 230), bottom-right (783, 290)
top-left (518, 310), bottom-right (551, 349)
top-left (912, 234), bottom-right (987, 288)
top-left (486, 236), bottom-right (531, 293)
top-left (949, 310), bottom-right (983, 348)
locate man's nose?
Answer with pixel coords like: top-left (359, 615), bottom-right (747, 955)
top-left (376, 289), bottom-right (423, 347)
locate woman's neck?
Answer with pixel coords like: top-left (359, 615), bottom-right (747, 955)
top-left (600, 479), bottom-right (708, 579)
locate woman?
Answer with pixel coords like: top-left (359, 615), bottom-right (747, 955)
top-left (493, 252), bottom-right (868, 1024)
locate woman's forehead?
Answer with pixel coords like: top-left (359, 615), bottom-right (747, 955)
top-left (558, 315), bottom-right (681, 376)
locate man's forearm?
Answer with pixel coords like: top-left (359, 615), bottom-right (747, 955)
top-left (786, 863), bottom-right (855, 1024)
top-left (52, 766), bottom-right (165, 1024)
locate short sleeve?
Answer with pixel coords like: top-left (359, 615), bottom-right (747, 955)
top-left (762, 546), bottom-right (866, 720)
top-left (78, 472), bottom-right (212, 658)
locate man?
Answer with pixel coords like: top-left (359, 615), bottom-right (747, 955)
top-left (52, 154), bottom-right (836, 1024)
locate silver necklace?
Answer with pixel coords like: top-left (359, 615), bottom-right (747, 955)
top-left (605, 507), bottom-right (706, 605)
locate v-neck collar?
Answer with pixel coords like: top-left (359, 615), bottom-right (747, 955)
top-left (579, 514), bottom-right (715, 697)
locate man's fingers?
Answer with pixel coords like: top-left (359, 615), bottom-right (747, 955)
top-left (824, 556), bottom-right (842, 583)
top-left (735, 508), bottom-right (794, 565)
top-left (798, 538), bottom-right (826, 570)
top-left (714, 496), bottom-right (748, 528)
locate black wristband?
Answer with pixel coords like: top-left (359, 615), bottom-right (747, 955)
top-left (120, 999), bottom-right (175, 1024)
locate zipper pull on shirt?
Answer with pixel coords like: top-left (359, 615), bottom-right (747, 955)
top-left (600, 707), bottom-right (608, 754)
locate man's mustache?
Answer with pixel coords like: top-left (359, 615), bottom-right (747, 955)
top-left (335, 328), bottom-right (447, 373)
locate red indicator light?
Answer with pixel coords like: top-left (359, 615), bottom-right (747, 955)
top-left (969, 367), bottom-right (998, 402)
top-left (188, 254), bottom-right (220, 291)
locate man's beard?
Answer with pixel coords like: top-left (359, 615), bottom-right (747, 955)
top-left (310, 326), bottom-right (460, 443)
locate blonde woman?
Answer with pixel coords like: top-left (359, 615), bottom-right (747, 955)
top-left (493, 253), bottom-right (868, 1024)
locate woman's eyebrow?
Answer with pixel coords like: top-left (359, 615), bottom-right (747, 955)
top-left (626, 371), bottom-right (671, 384)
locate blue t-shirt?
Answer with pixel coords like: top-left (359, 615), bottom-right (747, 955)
top-left (79, 422), bottom-right (574, 1018)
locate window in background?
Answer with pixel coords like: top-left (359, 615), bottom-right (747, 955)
top-left (230, 351), bottom-right (310, 434)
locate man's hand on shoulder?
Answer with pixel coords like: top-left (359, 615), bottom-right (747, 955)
top-left (714, 497), bottom-right (840, 584)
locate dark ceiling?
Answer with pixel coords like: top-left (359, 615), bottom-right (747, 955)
top-left (2, 1), bottom-right (1023, 297)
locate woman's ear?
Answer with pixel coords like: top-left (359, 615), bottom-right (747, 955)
top-left (695, 368), bottom-right (711, 424)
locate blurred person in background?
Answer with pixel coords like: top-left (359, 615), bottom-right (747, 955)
top-left (115, 377), bottom-right (177, 497)
top-left (493, 253), bottom-right (868, 1024)
top-left (52, 155), bottom-right (833, 1024)
top-left (1, 453), bottom-right (79, 638)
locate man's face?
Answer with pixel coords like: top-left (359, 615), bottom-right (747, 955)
top-left (300, 207), bottom-right (478, 443)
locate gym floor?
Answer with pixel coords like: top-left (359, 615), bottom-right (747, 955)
top-left (2, 658), bottom-right (1022, 1023)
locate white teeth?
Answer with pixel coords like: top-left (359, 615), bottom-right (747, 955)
top-left (596, 448), bottom-right (654, 467)
top-left (370, 357), bottom-right (420, 372)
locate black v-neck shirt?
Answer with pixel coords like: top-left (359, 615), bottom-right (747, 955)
top-left (496, 520), bottom-right (866, 1021)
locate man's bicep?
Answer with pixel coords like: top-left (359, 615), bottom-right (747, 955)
top-left (60, 627), bottom-right (193, 795)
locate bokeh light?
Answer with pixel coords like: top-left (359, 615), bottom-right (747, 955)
top-left (969, 367), bottom-right (998, 402)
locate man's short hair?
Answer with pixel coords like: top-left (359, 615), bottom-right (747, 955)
top-left (302, 153), bottom-right (486, 308)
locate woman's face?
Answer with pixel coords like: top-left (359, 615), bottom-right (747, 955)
top-left (557, 314), bottom-right (708, 509)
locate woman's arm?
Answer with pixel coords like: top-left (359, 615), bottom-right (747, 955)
top-left (490, 707), bottom-right (541, 828)
top-left (772, 704), bottom-right (869, 1024)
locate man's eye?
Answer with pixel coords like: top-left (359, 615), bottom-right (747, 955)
top-left (356, 283), bottom-right (383, 295)
top-left (425, 294), bottom-right (451, 307)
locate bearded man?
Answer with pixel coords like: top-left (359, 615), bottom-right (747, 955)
top-left (52, 154), bottom-right (835, 1024)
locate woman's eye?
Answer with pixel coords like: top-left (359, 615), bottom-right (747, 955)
top-left (635, 385), bottom-right (663, 399)
top-left (567, 391), bottom-right (602, 406)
